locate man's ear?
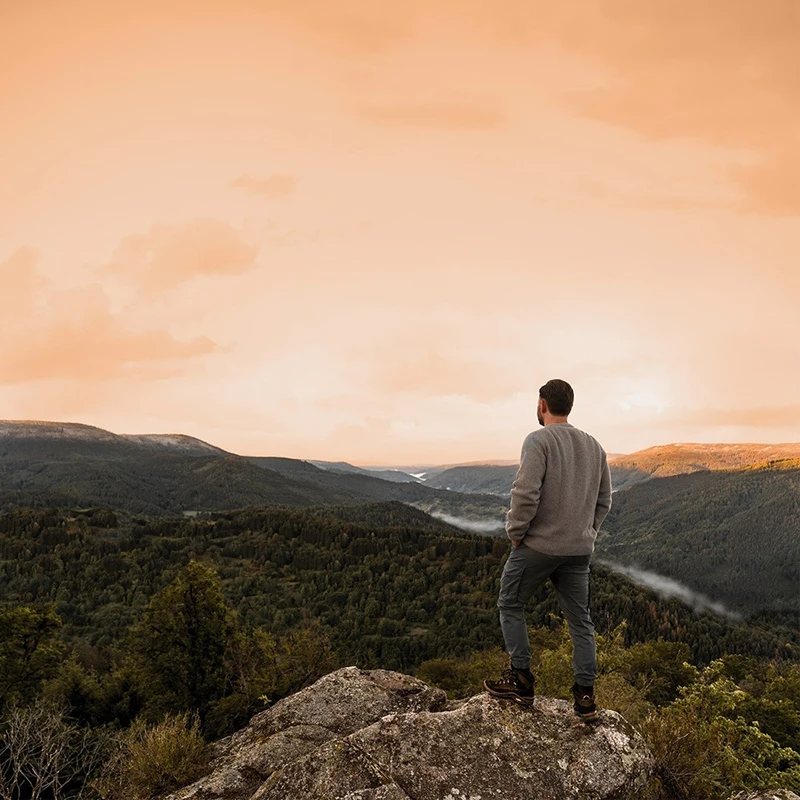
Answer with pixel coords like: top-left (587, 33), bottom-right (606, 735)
top-left (539, 397), bottom-right (547, 415)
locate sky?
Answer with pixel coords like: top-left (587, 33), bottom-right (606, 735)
top-left (1, 0), bottom-right (798, 464)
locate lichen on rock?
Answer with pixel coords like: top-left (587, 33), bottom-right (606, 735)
top-left (169, 666), bottom-right (654, 800)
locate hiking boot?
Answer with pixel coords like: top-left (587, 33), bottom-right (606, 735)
top-left (484, 666), bottom-right (535, 707)
top-left (572, 682), bottom-right (598, 721)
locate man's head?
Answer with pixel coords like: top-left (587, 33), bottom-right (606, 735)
top-left (537, 379), bottom-right (574, 426)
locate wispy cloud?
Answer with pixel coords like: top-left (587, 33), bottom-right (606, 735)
top-left (431, 512), bottom-right (505, 534)
top-left (549, 0), bottom-right (800, 215)
top-left (106, 218), bottom-right (259, 294)
top-left (596, 559), bottom-right (741, 619)
top-left (0, 248), bottom-right (215, 385)
top-left (230, 173), bottom-right (297, 198)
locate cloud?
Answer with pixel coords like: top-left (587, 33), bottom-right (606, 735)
top-left (596, 559), bottom-right (740, 618)
top-left (0, 250), bottom-right (216, 385)
top-left (230, 173), bottom-right (297, 198)
top-left (430, 512), bottom-right (505, 534)
top-left (254, 0), bottom-right (795, 210)
top-left (358, 102), bottom-right (505, 131)
top-left (107, 218), bottom-right (259, 294)
top-left (0, 319), bottom-right (214, 384)
top-left (544, 0), bottom-right (800, 215)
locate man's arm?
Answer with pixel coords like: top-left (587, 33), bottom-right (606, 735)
top-left (593, 455), bottom-right (612, 532)
top-left (505, 435), bottom-right (546, 545)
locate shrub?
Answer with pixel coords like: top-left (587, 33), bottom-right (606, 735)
top-left (416, 648), bottom-right (508, 698)
top-left (94, 712), bottom-right (209, 800)
top-left (640, 673), bottom-right (800, 798)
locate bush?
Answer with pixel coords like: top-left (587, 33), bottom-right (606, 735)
top-left (95, 712), bottom-right (209, 800)
top-left (640, 673), bottom-right (800, 799)
top-left (416, 648), bottom-right (508, 698)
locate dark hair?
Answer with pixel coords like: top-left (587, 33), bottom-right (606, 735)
top-left (539, 379), bottom-right (574, 416)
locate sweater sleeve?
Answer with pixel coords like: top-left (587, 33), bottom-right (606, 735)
top-left (593, 455), bottom-right (612, 531)
top-left (505, 435), bottom-right (546, 543)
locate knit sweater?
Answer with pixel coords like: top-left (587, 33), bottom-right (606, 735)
top-left (505, 422), bottom-right (612, 556)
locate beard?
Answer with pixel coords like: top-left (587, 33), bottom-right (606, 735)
top-left (537, 407), bottom-right (544, 427)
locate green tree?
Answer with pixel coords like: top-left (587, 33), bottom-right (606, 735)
top-left (0, 604), bottom-right (64, 712)
top-left (203, 627), bottom-right (278, 740)
top-left (124, 561), bottom-right (233, 723)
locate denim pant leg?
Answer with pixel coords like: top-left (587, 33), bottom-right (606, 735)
top-left (497, 546), bottom-right (561, 670)
top-left (550, 555), bottom-right (597, 686)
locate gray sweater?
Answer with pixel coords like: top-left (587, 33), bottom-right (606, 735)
top-left (505, 422), bottom-right (612, 556)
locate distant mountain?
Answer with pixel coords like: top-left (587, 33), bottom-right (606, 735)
top-left (418, 443), bottom-right (800, 497)
top-left (0, 421), bottom-right (506, 519)
top-left (360, 460), bottom-right (514, 481)
top-left (247, 457), bottom-right (506, 520)
top-left (608, 443), bottom-right (800, 490)
top-left (309, 460), bottom-right (421, 484)
top-left (596, 458), bottom-right (800, 615)
top-left (385, 456), bottom-right (625, 497)
top-left (0, 421), bottom-right (228, 457)
top-left (0, 432), bottom-right (352, 515)
top-left (423, 464), bottom-right (519, 496)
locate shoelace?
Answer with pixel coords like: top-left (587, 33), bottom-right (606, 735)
top-left (500, 668), bottom-right (519, 685)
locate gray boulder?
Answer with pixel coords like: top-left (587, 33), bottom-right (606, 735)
top-left (170, 667), bottom-right (446, 800)
top-left (730, 792), bottom-right (800, 800)
top-left (171, 667), bottom-right (654, 800)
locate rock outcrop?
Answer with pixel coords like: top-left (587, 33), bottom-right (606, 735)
top-left (170, 666), bottom-right (654, 800)
top-left (730, 792), bottom-right (800, 800)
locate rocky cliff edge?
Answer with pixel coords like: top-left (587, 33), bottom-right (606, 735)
top-left (169, 666), bottom-right (654, 800)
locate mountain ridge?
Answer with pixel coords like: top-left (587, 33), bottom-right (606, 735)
top-left (0, 420), bottom-right (506, 518)
top-left (609, 442), bottom-right (800, 489)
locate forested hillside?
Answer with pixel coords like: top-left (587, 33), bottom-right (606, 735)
top-left (309, 459), bottom-right (421, 483)
top-left (0, 502), bottom-right (795, 668)
top-left (1, 500), bottom-right (799, 800)
top-left (597, 459), bottom-right (800, 615)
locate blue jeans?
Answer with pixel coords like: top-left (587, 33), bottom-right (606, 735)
top-left (497, 544), bottom-right (597, 686)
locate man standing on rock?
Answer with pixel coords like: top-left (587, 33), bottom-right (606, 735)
top-left (484, 379), bottom-right (612, 721)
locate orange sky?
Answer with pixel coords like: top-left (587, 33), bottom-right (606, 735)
top-left (1, 0), bottom-right (798, 463)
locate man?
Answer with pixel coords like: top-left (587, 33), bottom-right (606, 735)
top-left (484, 379), bottom-right (612, 721)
